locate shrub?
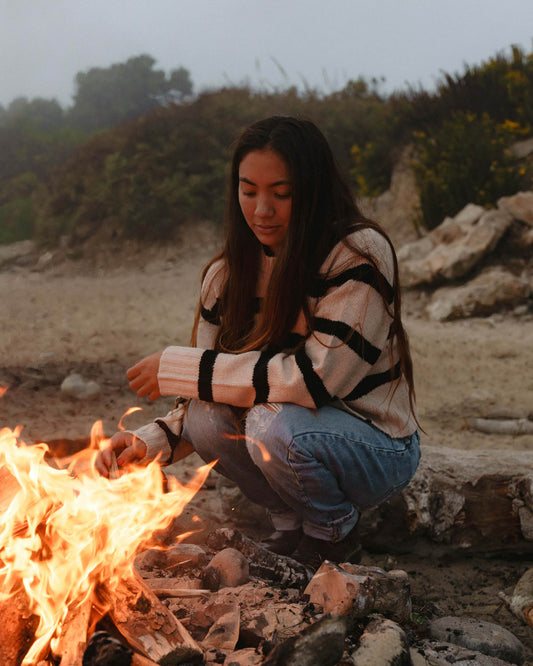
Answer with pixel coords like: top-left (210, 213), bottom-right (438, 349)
top-left (413, 111), bottom-right (529, 229)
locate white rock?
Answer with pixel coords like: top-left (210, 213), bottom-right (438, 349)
top-left (60, 373), bottom-right (101, 399)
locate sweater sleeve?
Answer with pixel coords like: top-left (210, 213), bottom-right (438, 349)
top-left (157, 233), bottom-right (397, 410)
top-left (195, 259), bottom-right (225, 349)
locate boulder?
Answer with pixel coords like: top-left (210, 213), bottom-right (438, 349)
top-left (399, 206), bottom-right (513, 287)
top-left (429, 616), bottom-right (524, 665)
top-left (499, 191), bottom-right (533, 225)
top-left (426, 267), bottom-right (531, 321)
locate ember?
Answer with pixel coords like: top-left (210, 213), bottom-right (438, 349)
top-left (0, 421), bottom-right (211, 665)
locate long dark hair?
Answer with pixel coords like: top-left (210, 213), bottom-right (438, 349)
top-left (192, 115), bottom-right (416, 410)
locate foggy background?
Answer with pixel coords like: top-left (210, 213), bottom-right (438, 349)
top-left (2, 0), bottom-right (533, 107)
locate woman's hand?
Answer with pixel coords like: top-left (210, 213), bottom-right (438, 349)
top-left (127, 350), bottom-right (163, 401)
top-left (94, 431), bottom-right (147, 477)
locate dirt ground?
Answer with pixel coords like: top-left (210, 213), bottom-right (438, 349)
top-left (1, 222), bottom-right (533, 660)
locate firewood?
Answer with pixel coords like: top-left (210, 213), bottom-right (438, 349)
top-left (0, 587), bottom-right (40, 666)
top-left (99, 569), bottom-right (202, 665)
top-left (361, 445), bottom-right (533, 555)
top-left (206, 528), bottom-right (311, 588)
top-left (150, 588), bottom-right (210, 598)
top-left (52, 597), bottom-right (92, 665)
top-left (131, 655), bottom-right (161, 666)
top-left (0, 465), bottom-right (22, 514)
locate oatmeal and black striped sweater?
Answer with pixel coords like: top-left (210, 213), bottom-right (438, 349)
top-left (136, 228), bottom-right (418, 461)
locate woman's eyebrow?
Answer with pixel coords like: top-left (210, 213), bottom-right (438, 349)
top-left (239, 177), bottom-right (291, 186)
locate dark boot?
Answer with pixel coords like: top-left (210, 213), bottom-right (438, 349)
top-left (291, 525), bottom-right (361, 570)
top-left (260, 528), bottom-right (303, 556)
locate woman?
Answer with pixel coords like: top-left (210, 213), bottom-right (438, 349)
top-left (96, 116), bottom-right (421, 569)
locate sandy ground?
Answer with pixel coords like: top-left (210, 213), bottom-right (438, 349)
top-left (1, 223), bottom-right (533, 659)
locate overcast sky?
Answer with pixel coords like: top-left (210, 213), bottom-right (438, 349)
top-left (1, 0), bottom-right (532, 108)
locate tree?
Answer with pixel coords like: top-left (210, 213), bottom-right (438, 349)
top-left (67, 54), bottom-right (194, 131)
top-left (0, 97), bottom-right (64, 131)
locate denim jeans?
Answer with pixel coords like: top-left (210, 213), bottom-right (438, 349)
top-left (182, 399), bottom-right (421, 542)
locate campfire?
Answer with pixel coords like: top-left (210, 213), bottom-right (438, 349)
top-left (0, 415), bottom-right (212, 665)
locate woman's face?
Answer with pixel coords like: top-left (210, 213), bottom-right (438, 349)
top-left (238, 149), bottom-right (292, 254)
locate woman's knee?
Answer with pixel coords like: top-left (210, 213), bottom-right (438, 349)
top-left (245, 403), bottom-right (298, 468)
top-left (184, 400), bottom-right (239, 460)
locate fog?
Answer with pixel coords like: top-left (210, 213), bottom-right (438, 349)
top-left (1, 0), bottom-right (532, 107)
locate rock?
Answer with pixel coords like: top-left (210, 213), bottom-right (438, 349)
top-left (350, 616), bottom-right (409, 666)
top-left (165, 543), bottom-right (210, 569)
top-left (429, 616), bottom-right (525, 665)
top-left (201, 548), bottom-right (250, 591)
top-left (498, 191), bottom-right (533, 225)
top-left (135, 543), bottom-right (210, 572)
top-left (60, 373), bottom-right (100, 399)
top-left (453, 203), bottom-right (486, 226)
top-left (396, 234), bottom-right (434, 263)
top-left (0, 239), bottom-right (35, 267)
top-left (412, 639), bottom-right (518, 665)
top-left (34, 251), bottom-right (55, 271)
top-left (360, 144), bottom-right (421, 249)
top-left (510, 138), bottom-right (533, 160)
top-left (399, 206), bottom-right (513, 287)
top-left (426, 267), bottom-right (531, 321)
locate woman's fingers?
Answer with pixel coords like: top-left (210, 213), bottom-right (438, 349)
top-left (116, 436), bottom-right (147, 465)
top-left (127, 351), bottom-right (163, 400)
top-left (95, 432), bottom-right (146, 477)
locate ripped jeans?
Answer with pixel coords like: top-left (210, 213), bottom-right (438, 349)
top-left (182, 400), bottom-right (421, 542)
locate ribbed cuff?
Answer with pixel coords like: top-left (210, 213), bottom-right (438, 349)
top-left (131, 422), bottom-right (172, 464)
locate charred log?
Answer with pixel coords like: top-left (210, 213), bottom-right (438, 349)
top-left (206, 528), bottom-right (311, 588)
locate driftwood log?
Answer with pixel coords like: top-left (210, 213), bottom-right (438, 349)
top-left (361, 445), bottom-right (533, 555)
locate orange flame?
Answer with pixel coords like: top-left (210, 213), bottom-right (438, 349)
top-left (226, 432), bottom-right (272, 462)
top-left (0, 423), bottom-right (212, 664)
top-left (0, 385), bottom-right (7, 398)
top-left (117, 406), bottom-right (142, 431)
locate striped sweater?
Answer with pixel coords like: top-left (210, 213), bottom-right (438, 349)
top-left (136, 228), bottom-right (418, 461)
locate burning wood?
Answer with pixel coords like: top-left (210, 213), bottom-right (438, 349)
top-left (100, 570), bottom-right (202, 663)
top-left (0, 424), bottom-right (210, 664)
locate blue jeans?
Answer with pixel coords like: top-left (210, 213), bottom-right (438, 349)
top-left (182, 400), bottom-right (420, 542)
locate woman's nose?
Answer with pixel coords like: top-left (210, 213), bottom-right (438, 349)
top-left (255, 197), bottom-right (274, 217)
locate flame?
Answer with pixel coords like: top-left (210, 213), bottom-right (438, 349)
top-left (0, 422), bottom-right (212, 664)
top-left (227, 433), bottom-right (272, 462)
top-left (117, 406), bottom-right (142, 431)
top-left (0, 385), bottom-right (7, 398)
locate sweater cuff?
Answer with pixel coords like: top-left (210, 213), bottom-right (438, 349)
top-left (158, 346), bottom-right (204, 398)
top-left (130, 422), bottom-right (172, 464)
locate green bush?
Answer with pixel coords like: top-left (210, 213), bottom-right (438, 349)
top-left (0, 197), bottom-right (34, 243)
top-left (413, 111), bottom-right (529, 228)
